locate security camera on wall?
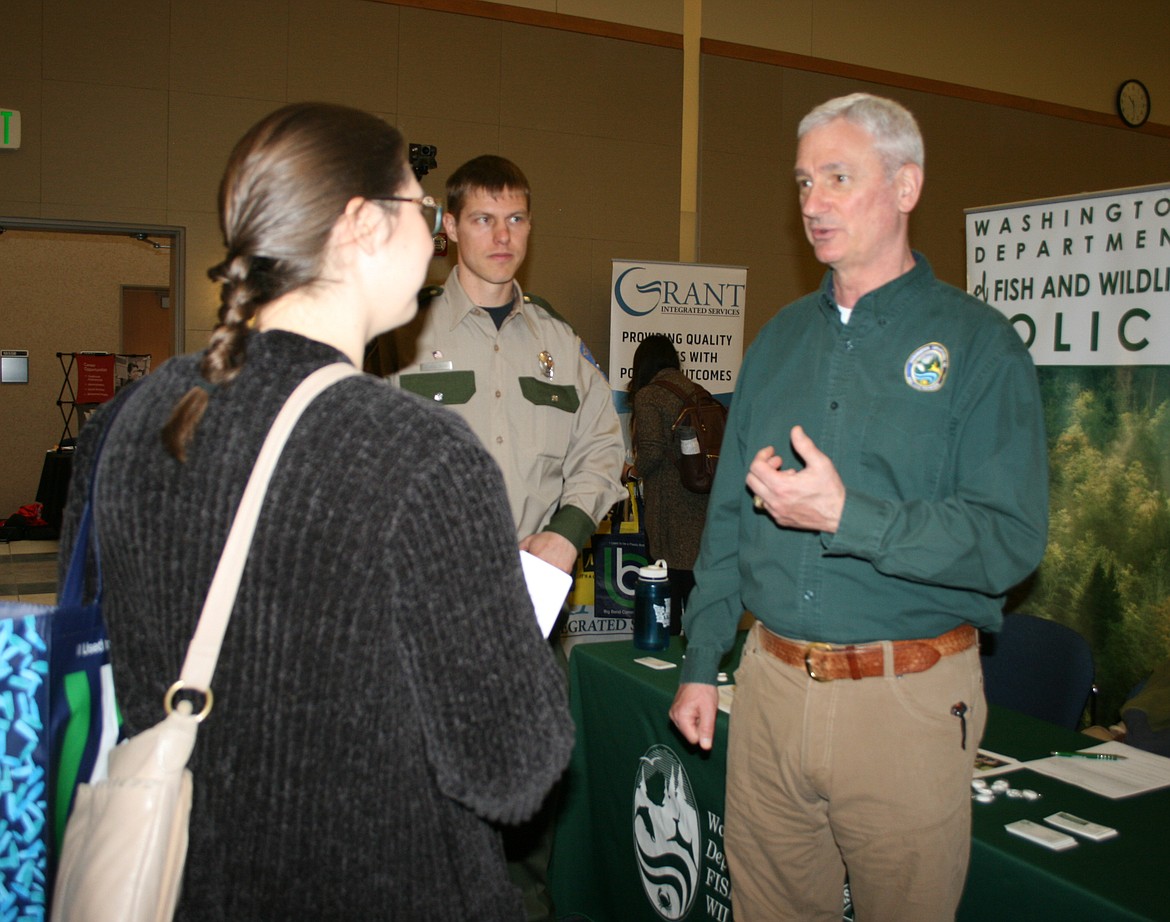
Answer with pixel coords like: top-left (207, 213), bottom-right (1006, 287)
top-left (409, 143), bottom-right (438, 180)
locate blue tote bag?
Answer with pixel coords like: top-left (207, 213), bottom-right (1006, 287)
top-left (0, 421), bottom-right (122, 920)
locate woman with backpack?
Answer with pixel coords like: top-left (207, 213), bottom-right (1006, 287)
top-left (627, 334), bottom-right (715, 626)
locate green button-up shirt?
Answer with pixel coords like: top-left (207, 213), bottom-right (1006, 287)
top-left (680, 255), bottom-right (1049, 685)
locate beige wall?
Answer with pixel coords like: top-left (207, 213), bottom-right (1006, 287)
top-left (2, 0), bottom-right (1170, 516)
top-left (0, 231), bottom-right (171, 516)
top-left (498, 0), bottom-right (1170, 117)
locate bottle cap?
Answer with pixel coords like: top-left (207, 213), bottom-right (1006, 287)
top-left (639, 558), bottom-right (669, 580)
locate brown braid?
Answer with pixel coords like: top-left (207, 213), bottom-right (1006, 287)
top-left (161, 253), bottom-right (263, 460)
top-left (160, 102), bottom-right (409, 461)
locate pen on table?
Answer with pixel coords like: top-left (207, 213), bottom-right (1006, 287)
top-left (1049, 751), bottom-right (1127, 760)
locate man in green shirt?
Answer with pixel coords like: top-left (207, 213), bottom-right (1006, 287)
top-left (670, 93), bottom-right (1048, 921)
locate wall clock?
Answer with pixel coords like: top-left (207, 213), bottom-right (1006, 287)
top-left (1117, 79), bottom-right (1150, 127)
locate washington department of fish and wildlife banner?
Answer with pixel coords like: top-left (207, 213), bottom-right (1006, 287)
top-left (966, 182), bottom-right (1170, 365)
top-left (965, 183), bottom-right (1170, 724)
top-left (608, 260), bottom-right (747, 413)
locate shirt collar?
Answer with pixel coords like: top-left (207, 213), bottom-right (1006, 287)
top-left (818, 251), bottom-right (933, 323)
top-left (443, 268), bottom-right (536, 335)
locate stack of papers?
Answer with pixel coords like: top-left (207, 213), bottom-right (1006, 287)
top-left (1024, 741), bottom-right (1170, 799)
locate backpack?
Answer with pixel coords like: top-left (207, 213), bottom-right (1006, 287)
top-left (648, 376), bottom-right (728, 494)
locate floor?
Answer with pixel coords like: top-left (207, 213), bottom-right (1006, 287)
top-left (0, 539), bottom-right (59, 605)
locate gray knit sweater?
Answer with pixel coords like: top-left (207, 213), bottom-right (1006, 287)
top-left (59, 331), bottom-right (574, 921)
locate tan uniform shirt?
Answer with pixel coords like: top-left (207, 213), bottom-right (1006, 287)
top-left (393, 269), bottom-right (625, 547)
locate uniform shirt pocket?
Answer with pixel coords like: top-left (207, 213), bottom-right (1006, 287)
top-left (399, 370), bottom-right (476, 405)
top-left (518, 377), bottom-right (580, 413)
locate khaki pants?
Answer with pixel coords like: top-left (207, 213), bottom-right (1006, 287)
top-left (725, 624), bottom-right (985, 922)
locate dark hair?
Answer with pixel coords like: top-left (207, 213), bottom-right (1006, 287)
top-left (445, 155), bottom-right (531, 219)
top-left (628, 334), bottom-right (681, 398)
top-left (162, 103), bottom-right (410, 461)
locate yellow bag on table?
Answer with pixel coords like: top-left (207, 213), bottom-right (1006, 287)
top-left (560, 484), bottom-right (647, 656)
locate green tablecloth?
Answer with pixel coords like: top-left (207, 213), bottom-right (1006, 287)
top-left (965, 712), bottom-right (1167, 921)
top-left (549, 635), bottom-right (1169, 922)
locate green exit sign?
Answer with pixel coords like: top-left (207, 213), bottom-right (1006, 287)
top-left (1, 109), bottom-right (21, 149)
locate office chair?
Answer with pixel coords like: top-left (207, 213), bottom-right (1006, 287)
top-left (979, 613), bottom-right (1096, 730)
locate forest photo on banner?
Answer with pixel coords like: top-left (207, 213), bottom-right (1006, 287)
top-left (967, 183), bottom-right (1170, 722)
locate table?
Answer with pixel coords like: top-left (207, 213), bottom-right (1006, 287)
top-left (549, 636), bottom-right (1170, 922)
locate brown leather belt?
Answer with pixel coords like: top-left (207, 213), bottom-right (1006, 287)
top-left (757, 623), bottom-right (977, 681)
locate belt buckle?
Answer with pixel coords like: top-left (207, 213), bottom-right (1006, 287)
top-left (803, 642), bottom-right (836, 682)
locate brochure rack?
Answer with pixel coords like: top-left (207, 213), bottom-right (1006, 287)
top-left (55, 352), bottom-right (110, 446)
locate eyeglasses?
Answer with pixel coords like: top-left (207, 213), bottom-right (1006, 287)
top-left (375, 194), bottom-right (444, 235)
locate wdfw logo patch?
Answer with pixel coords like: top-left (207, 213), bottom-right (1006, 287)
top-left (904, 342), bottom-right (949, 392)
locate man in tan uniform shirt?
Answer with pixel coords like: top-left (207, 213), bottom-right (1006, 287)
top-left (394, 155), bottom-right (624, 575)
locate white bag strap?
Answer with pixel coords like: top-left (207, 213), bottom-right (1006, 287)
top-left (165, 363), bottom-right (360, 719)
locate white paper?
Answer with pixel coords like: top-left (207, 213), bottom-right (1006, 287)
top-left (1024, 741), bottom-right (1170, 799)
top-left (520, 550), bottom-right (572, 638)
top-left (634, 657), bottom-right (677, 671)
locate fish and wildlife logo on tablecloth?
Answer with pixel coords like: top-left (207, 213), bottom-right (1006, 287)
top-left (633, 744), bottom-right (706, 920)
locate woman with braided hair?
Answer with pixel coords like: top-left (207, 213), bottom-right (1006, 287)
top-left (57, 103), bottom-right (573, 920)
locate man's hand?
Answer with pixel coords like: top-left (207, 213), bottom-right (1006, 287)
top-left (669, 683), bottom-right (719, 751)
top-left (519, 530), bottom-right (579, 574)
top-left (746, 425), bottom-right (845, 533)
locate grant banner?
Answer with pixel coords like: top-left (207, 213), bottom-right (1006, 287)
top-left (965, 182), bottom-right (1170, 365)
top-left (608, 259), bottom-right (747, 413)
